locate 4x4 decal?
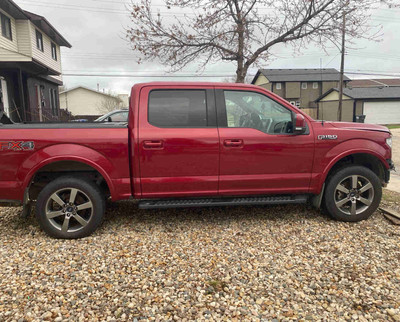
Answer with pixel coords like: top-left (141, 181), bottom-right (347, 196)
top-left (0, 141), bottom-right (35, 151)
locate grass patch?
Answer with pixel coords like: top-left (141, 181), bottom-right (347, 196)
top-left (382, 189), bottom-right (400, 203)
top-left (385, 124), bottom-right (400, 130)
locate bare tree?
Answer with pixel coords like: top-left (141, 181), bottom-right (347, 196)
top-left (127, 0), bottom-right (392, 83)
top-left (97, 93), bottom-right (122, 114)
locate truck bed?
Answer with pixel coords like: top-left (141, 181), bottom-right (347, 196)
top-left (0, 122), bottom-right (131, 203)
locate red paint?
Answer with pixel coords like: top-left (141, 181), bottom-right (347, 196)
top-left (0, 82), bottom-right (393, 203)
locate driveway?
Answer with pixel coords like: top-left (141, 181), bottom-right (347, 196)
top-left (1, 200), bottom-right (400, 320)
top-left (386, 128), bottom-right (400, 193)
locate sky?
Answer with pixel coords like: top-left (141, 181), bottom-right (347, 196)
top-left (13, 0), bottom-right (400, 95)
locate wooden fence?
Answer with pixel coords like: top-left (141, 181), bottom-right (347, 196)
top-left (301, 108), bottom-right (318, 119)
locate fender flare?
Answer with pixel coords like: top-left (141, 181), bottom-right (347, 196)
top-left (19, 144), bottom-right (116, 199)
top-left (319, 144), bottom-right (389, 190)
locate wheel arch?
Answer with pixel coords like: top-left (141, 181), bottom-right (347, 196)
top-left (20, 144), bottom-right (116, 201)
top-left (322, 151), bottom-right (388, 189)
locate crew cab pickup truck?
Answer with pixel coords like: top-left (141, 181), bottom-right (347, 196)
top-left (0, 82), bottom-right (394, 239)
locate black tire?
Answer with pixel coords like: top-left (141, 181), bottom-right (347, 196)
top-left (36, 176), bottom-right (105, 239)
top-left (323, 165), bottom-right (382, 222)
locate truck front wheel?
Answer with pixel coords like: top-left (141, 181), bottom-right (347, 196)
top-left (323, 165), bottom-right (382, 222)
top-left (36, 177), bottom-right (105, 239)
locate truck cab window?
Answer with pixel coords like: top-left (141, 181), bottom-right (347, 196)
top-left (224, 90), bottom-right (294, 134)
top-left (149, 90), bottom-right (207, 127)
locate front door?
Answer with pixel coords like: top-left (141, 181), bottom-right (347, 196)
top-left (216, 88), bottom-right (314, 195)
top-left (138, 86), bottom-right (219, 198)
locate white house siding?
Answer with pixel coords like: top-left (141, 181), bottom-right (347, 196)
top-left (0, 8), bottom-right (18, 53)
top-left (60, 88), bottom-right (122, 116)
top-left (15, 20), bottom-right (32, 57)
top-left (0, 47), bottom-right (31, 61)
top-left (30, 21), bottom-right (61, 73)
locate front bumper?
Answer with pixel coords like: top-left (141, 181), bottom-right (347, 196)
top-left (385, 159), bottom-right (395, 184)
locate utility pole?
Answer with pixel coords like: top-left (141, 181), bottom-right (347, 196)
top-left (337, 10), bottom-right (346, 121)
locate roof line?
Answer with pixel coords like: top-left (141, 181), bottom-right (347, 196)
top-left (23, 10), bottom-right (72, 48)
top-left (59, 86), bottom-right (121, 98)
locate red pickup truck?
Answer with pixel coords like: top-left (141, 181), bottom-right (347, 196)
top-left (0, 82), bottom-right (394, 239)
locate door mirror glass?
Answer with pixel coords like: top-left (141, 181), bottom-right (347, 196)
top-left (294, 114), bottom-right (307, 134)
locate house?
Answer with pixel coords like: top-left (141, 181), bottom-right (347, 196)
top-left (316, 87), bottom-right (400, 124)
top-left (59, 86), bottom-right (124, 120)
top-left (0, 0), bottom-right (71, 123)
top-left (117, 94), bottom-right (129, 108)
top-left (251, 68), bottom-right (351, 117)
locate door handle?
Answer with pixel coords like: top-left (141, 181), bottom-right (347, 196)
top-left (224, 139), bottom-right (243, 147)
top-left (143, 140), bottom-right (164, 149)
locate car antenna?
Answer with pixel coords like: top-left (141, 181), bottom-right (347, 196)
top-left (320, 58), bottom-right (324, 126)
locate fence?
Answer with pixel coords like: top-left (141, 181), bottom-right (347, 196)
top-left (301, 108), bottom-right (318, 119)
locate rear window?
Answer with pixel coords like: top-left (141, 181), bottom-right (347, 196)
top-left (148, 90), bottom-right (207, 127)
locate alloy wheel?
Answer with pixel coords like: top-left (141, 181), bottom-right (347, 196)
top-left (45, 188), bottom-right (93, 233)
top-left (334, 175), bottom-right (374, 216)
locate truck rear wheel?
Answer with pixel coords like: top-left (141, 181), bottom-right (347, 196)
top-left (323, 165), bottom-right (382, 222)
top-left (36, 177), bottom-right (105, 239)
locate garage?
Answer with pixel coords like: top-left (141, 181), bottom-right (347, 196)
top-left (316, 86), bottom-right (400, 124)
top-left (364, 101), bottom-right (400, 124)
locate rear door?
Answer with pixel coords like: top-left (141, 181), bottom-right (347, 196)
top-left (216, 87), bottom-right (314, 195)
top-left (138, 85), bottom-right (219, 198)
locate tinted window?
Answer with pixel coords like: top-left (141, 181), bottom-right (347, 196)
top-left (149, 90), bottom-right (207, 127)
top-left (224, 90), bottom-right (293, 134)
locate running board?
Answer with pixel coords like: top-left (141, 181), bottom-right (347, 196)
top-left (138, 195), bottom-right (308, 210)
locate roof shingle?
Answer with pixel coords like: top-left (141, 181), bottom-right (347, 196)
top-left (252, 68), bottom-right (350, 83)
top-left (316, 86), bottom-right (400, 101)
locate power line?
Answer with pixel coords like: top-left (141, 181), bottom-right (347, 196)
top-left (18, 1), bottom-right (400, 23)
top-left (61, 70), bottom-right (400, 78)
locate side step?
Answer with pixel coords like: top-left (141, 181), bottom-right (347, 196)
top-left (139, 195), bottom-right (308, 210)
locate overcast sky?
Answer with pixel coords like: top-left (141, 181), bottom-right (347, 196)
top-left (13, 0), bottom-right (400, 94)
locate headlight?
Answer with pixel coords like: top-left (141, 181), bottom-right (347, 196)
top-left (386, 137), bottom-right (392, 148)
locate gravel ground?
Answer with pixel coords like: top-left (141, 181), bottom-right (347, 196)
top-left (1, 196), bottom-right (400, 321)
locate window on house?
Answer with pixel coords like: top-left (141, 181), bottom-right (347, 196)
top-left (301, 82), bottom-right (307, 89)
top-left (313, 82), bottom-right (318, 89)
top-left (36, 30), bottom-right (44, 51)
top-left (148, 90), bottom-right (208, 127)
top-left (1, 12), bottom-right (12, 40)
top-left (289, 101), bottom-right (301, 108)
top-left (51, 43), bottom-right (57, 60)
top-left (276, 83), bottom-right (282, 90)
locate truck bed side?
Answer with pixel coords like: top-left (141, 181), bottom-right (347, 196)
top-left (0, 123), bottom-right (131, 203)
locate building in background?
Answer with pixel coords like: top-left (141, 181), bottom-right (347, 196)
top-left (251, 68), bottom-right (350, 119)
top-left (117, 94), bottom-right (129, 108)
top-left (0, 0), bottom-right (71, 122)
top-left (316, 86), bottom-right (400, 124)
top-left (59, 86), bottom-right (126, 121)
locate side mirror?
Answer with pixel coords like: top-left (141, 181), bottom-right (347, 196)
top-left (107, 116), bottom-right (112, 122)
top-left (294, 114), bottom-right (307, 135)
